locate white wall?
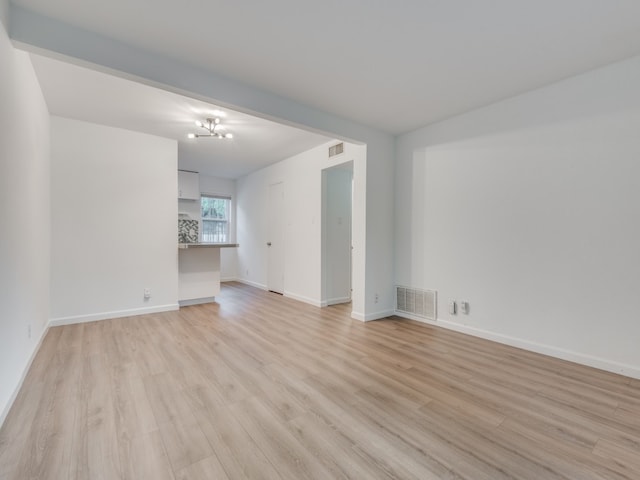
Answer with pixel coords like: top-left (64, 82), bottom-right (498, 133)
top-left (0, 5), bottom-right (51, 423)
top-left (363, 135), bottom-right (395, 320)
top-left (0, 0), bottom-right (7, 28)
top-left (396, 54), bottom-right (640, 378)
top-left (50, 116), bottom-right (179, 324)
top-left (237, 141), bottom-right (366, 310)
top-left (178, 173), bottom-right (238, 280)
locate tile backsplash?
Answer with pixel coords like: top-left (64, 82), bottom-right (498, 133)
top-left (178, 219), bottom-right (199, 243)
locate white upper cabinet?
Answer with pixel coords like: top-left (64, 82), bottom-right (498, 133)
top-left (178, 170), bottom-right (199, 200)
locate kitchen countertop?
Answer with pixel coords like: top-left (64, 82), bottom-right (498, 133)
top-left (178, 243), bottom-right (239, 249)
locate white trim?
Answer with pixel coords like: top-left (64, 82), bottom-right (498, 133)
top-left (350, 309), bottom-right (394, 322)
top-left (394, 311), bottom-right (640, 380)
top-left (284, 291), bottom-right (323, 308)
top-left (1, 323), bottom-right (49, 428)
top-left (221, 277), bottom-right (239, 283)
top-left (324, 296), bottom-right (352, 307)
top-left (362, 309), bottom-right (395, 322)
top-left (201, 192), bottom-right (232, 200)
top-left (48, 304), bottom-right (179, 327)
top-left (393, 310), bottom-right (434, 323)
top-left (199, 195), bottom-right (232, 245)
top-left (236, 278), bottom-right (267, 290)
top-left (179, 297), bottom-right (215, 307)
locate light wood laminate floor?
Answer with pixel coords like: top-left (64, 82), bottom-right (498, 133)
top-left (1, 282), bottom-right (639, 479)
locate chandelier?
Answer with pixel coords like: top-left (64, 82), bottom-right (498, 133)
top-left (188, 117), bottom-right (233, 139)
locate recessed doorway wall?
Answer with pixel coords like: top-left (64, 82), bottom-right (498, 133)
top-left (321, 161), bottom-right (353, 306)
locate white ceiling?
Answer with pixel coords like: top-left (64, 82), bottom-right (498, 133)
top-left (13, 0), bottom-right (640, 136)
top-left (29, 54), bottom-right (333, 179)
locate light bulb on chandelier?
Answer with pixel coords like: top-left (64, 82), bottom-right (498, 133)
top-left (188, 117), bottom-right (233, 139)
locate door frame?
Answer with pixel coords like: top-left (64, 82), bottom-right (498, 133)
top-left (267, 181), bottom-right (285, 294)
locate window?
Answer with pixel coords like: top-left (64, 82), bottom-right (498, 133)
top-left (201, 195), bottom-right (231, 243)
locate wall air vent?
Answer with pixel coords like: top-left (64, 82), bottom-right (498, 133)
top-left (395, 286), bottom-right (437, 321)
top-left (329, 142), bottom-right (344, 157)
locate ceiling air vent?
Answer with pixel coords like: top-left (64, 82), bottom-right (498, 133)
top-left (329, 142), bottom-right (344, 157)
top-left (396, 286), bottom-right (437, 321)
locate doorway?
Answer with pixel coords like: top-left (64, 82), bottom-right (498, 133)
top-left (267, 182), bottom-right (285, 294)
top-left (322, 161), bottom-right (353, 305)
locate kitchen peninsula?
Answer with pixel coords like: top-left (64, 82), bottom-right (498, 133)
top-left (178, 242), bottom-right (238, 306)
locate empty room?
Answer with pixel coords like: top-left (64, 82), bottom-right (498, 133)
top-left (2, 1), bottom-right (640, 479)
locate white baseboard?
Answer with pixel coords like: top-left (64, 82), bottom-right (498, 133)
top-left (232, 282), bottom-right (340, 309)
top-left (221, 277), bottom-right (238, 283)
top-left (179, 297), bottom-right (215, 307)
top-left (1, 322), bottom-right (49, 428)
top-left (363, 309), bottom-right (395, 322)
top-left (48, 303), bottom-right (179, 327)
top-left (283, 291), bottom-right (323, 308)
top-left (236, 278), bottom-right (267, 290)
top-left (321, 296), bottom-right (351, 307)
top-left (351, 309), bottom-right (394, 322)
top-left (394, 311), bottom-right (640, 380)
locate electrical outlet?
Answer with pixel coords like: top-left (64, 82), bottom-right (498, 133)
top-left (460, 301), bottom-right (469, 314)
top-left (449, 300), bottom-right (457, 315)
top-left (144, 288), bottom-right (151, 299)
top-left (374, 293), bottom-right (379, 304)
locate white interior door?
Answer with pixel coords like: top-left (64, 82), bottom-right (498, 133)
top-left (267, 182), bottom-right (284, 294)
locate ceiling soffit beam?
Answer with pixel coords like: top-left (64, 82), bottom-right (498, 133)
top-left (8, 5), bottom-right (391, 147)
